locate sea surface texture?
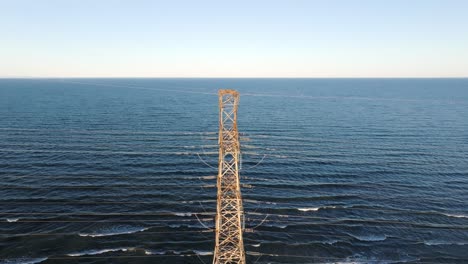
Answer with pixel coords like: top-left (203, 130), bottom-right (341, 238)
top-left (0, 78), bottom-right (467, 264)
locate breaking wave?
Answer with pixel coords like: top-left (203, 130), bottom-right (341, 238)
top-left (78, 225), bottom-right (148, 237)
top-left (169, 223), bottom-right (213, 229)
top-left (144, 249), bottom-right (179, 255)
top-left (144, 249), bottom-right (213, 256)
top-left (263, 224), bottom-right (287, 229)
top-left (193, 250), bottom-right (213, 256)
top-left (298, 205), bottom-right (339, 212)
top-left (67, 247), bottom-right (137, 257)
top-left (324, 239), bottom-right (339, 245)
top-left (424, 241), bottom-right (467, 246)
top-left (6, 218), bottom-right (19, 222)
top-left (348, 234), bottom-right (387, 242)
top-left (442, 213), bottom-right (468, 219)
top-left (298, 207), bottom-right (320, 212)
top-left (173, 212), bottom-right (193, 217)
top-left (0, 258), bottom-right (48, 264)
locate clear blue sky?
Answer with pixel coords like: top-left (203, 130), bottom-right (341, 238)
top-left (1, 0), bottom-right (467, 77)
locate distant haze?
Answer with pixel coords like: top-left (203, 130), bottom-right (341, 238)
top-left (1, 0), bottom-right (467, 78)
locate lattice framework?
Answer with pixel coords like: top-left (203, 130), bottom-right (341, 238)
top-left (213, 89), bottom-right (246, 264)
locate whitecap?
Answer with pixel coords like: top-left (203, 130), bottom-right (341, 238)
top-left (78, 226), bottom-right (148, 237)
top-left (6, 218), bottom-right (19, 222)
top-left (443, 213), bottom-right (468, 219)
top-left (298, 207), bottom-right (319, 212)
top-left (251, 244), bottom-right (261, 247)
top-left (324, 239), bottom-right (339, 245)
top-left (144, 250), bottom-right (182, 255)
top-left (200, 176), bottom-right (216, 179)
top-left (0, 257), bottom-right (48, 264)
top-left (264, 224), bottom-right (287, 229)
top-left (67, 247), bottom-right (136, 257)
top-left (424, 240), bottom-right (467, 246)
top-left (193, 250), bottom-right (213, 256)
top-left (169, 224), bottom-right (212, 229)
top-left (349, 234), bottom-right (387, 242)
top-left (298, 205), bottom-right (338, 212)
top-left (173, 212), bottom-right (192, 217)
top-left (144, 249), bottom-right (165, 255)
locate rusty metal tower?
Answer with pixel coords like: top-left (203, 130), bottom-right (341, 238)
top-left (213, 89), bottom-right (246, 264)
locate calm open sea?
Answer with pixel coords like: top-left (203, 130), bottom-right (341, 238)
top-left (0, 78), bottom-right (467, 263)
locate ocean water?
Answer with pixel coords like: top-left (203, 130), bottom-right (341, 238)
top-left (0, 78), bottom-right (467, 264)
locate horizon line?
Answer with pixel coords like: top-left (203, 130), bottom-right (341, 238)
top-left (1, 76), bottom-right (467, 79)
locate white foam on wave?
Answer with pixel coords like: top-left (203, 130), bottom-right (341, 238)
top-left (144, 249), bottom-right (165, 255)
top-left (324, 239), bottom-right (339, 245)
top-left (193, 250), bottom-right (213, 256)
top-left (173, 212), bottom-right (192, 217)
top-left (144, 250), bottom-right (182, 255)
top-left (348, 234), bottom-right (387, 242)
top-left (298, 205), bottom-right (339, 212)
top-left (181, 201), bottom-right (198, 204)
top-left (169, 223), bottom-right (213, 229)
top-left (0, 257), bottom-right (48, 264)
top-left (264, 224), bottom-right (287, 229)
top-left (298, 207), bottom-right (319, 212)
top-left (251, 243), bottom-right (261, 247)
top-left (67, 247), bottom-right (136, 257)
top-left (144, 249), bottom-right (213, 256)
top-left (6, 218), bottom-right (19, 222)
top-left (200, 176), bottom-right (216, 180)
top-left (78, 226), bottom-right (148, 237)
top-left (443, 213), bottom-right (468, 219)
top-left (424, 240), bottom-right (467, 246)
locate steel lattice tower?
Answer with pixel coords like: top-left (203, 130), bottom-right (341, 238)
top-left (213, 89), bottom-right (246, 264)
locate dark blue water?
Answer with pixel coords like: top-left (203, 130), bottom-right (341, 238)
top-left (0, 78), bottom-right (467, 263)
